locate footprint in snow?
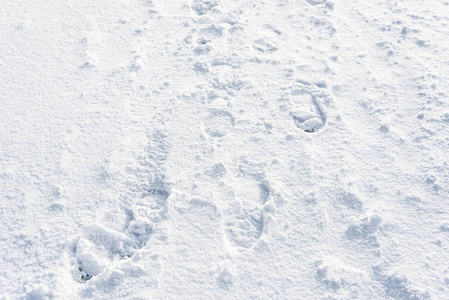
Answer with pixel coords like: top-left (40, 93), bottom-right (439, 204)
top-left (290, 85), bottom-right (332, 133)
top-left (70, 189), bottom-right (169, 283)
top-left (224, 179), bottom-right (271, 249)
top-left (69, 129), bottom-right (171, 284)
top-left (203, 110), bottom-right (235, 138)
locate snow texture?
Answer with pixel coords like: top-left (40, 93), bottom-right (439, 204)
top-left (1, 0), bottom-right (449, 299)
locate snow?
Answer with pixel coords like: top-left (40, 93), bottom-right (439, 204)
top-left (1, 0), bottom-right (449, 299)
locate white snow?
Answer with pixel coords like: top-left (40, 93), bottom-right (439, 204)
top-left (1, 0), bottom-right (449, 299)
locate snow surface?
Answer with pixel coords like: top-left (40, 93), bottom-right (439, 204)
top-left (1, 0), bottom-right (449, 299)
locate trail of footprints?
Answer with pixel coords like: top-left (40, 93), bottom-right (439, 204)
top-left (186, 1), bottom-right (334, 135)
top-left (71, 0), bottom-right (337, 287)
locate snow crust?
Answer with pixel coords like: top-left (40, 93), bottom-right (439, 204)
top-left (1, 0), bottom-right (449, 299)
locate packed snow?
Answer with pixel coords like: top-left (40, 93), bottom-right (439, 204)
top-left (1, 0), bottom-right (449, 299)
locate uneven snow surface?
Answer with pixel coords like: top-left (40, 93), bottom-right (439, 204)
top-left (1, 0), bottom-right (449, 299)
